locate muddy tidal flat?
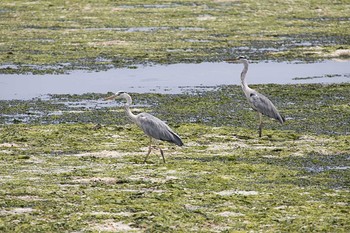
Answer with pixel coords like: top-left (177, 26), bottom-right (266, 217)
top-left (1, 0), bottom-right (350, 232)
top-left (1, 84), bottom-right (350, 232)
top-left (0, 0), bottom-right (349, 74)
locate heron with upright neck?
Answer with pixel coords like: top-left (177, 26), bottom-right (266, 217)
top-left (105, 91), bottom-right (183, 163)
top-left (234, 57), bottom-right (285, 137)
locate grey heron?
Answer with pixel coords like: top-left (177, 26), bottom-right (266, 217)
top-left (105, 91), bottom-right (183, 163)
top-left (234, 57), bottom-right (285, 137)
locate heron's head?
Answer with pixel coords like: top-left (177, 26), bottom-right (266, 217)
top-left (237, 56), bottom-right (248, 62)
top-left (226, 56), bottom-right (248, 63)
top-left (104, 91), bottom-right (127, 101)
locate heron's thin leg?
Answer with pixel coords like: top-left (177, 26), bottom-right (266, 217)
top-left (143, 137), bottom-right (153, 163)
top-left (258, 113), bottom-right (263, 137)
top-left (159, 147), bottom-right (166, 163)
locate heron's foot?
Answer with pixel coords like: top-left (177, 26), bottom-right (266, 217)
top-left (258, 126), bottom-right (262, 137)
top-left (143, 146), bottom-right (166, 163)
top-left (258, 113), bottom-right (263, 137)
top-left (159, 148), bottom-right (166, 163)
top-left (143, 146), bottom-right (153, 163)
top-left (152, 146), bottom-right (166, 163)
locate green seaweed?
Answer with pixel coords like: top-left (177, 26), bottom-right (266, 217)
top-left (0, 83), bottom-right (350, 232)
top-left (0, 0), bottom-right (349, 74)
top-left (1, 83), bottom-right (349, 135)
top-left (0, 1), bottom-right (349, 231)
top-left (0, 122), bottom-right (349, 232)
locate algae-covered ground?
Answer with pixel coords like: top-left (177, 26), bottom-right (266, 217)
top-left (1, 0), bottom-right (350, 232)
top-left (1, 0), bottom-right (350, 74)
top-left (0, 84), bottom-right (349, 232)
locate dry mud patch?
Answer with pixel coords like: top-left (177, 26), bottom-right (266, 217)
top-left (90, 219), bottom-right (140, 232)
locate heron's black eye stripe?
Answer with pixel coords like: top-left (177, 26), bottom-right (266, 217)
top-left (250, 93), bottom-right (256, 97)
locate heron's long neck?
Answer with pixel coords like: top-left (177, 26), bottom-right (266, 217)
top-left (240, 60), bottom-right (250, 92)
top-left (123, 95), bottom-right (137, 123)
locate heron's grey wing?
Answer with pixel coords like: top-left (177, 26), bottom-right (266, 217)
top-left (249, 92), bottom-right (284, 123)
top-left (137, 113), bottom-right (183, 146)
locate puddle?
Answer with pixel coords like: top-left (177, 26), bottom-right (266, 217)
top-left (83, 26), bottom-right (204, 32)
top-left (185, 39), bottom-right (214, 43)
top-left (125, 26), bottom-right (169, 32)
top-left (178, 27), bottom-right (205, 31)
top-left (119, 3), bottom-right (182, 9)
top-left (1, 60), bottom-right (349, 100)
top-left (305, 166), bottom-right (350, 173)
top-left (21, 26), bottom-right (204, 33)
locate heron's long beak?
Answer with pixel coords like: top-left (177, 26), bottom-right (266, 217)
top-left (104, 94), bottom-right (117, 101)
top-left (225, 58), bottom-right (238, 63)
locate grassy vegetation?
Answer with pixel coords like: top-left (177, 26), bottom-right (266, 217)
top-left (1, 84), bottom-right (349, 232)
top-left (0, 125), bottom-right (349, 232)
top-left (1, 0), bottom-right (350, 74)
top-left (0, 0), bottom-right (349, 231)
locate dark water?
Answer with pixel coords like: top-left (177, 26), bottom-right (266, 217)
top-left (1, 60), bottom-right (349, 100)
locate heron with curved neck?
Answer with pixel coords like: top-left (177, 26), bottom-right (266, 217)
top-left (231, 57), bottom-right (285, 137)
top-left (105, 91), bottom-right (183, 163)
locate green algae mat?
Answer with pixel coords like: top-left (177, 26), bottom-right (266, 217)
top-left (1, 0), bottom-right (350, 232)
top-left (0, 0), bottom-right (349, 74)
top-left (1, 84), bottom-right (349, 232)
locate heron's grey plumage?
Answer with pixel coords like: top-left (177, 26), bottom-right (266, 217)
top-left (249, 92), bottom-right (285, 124)
top-left (105, 91), bottom-right (183, 162)
top-left (237, 57), bottom-right (285, 136)
top-left (137, 113), bottom-right (183, 146)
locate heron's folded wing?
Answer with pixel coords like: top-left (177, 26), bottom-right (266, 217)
top-left (138, 113), bottom-right (183, 146)
top-left (249, 93), bottom-right (284, 123)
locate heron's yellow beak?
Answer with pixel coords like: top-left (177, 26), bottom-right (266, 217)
top-left (104, 94), bottom-right (116, 101)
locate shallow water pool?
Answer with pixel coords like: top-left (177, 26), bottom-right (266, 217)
top-left (1, 60), bottom-right (349, 100)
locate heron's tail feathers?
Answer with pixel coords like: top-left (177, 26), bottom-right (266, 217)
top-left (277, 114), bottom-right (285, 124)
top-left (169, 131), bottom-right (184, 146)
top-left (281, 115), bottom-right (286, 123)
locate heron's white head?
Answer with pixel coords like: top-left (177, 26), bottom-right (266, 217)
top-left (226, 56), bottom-right (248, 63)
top-left (104, 91), bottom-right (128, 101)
top-left (237, 56), bottom-right (248, 63)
